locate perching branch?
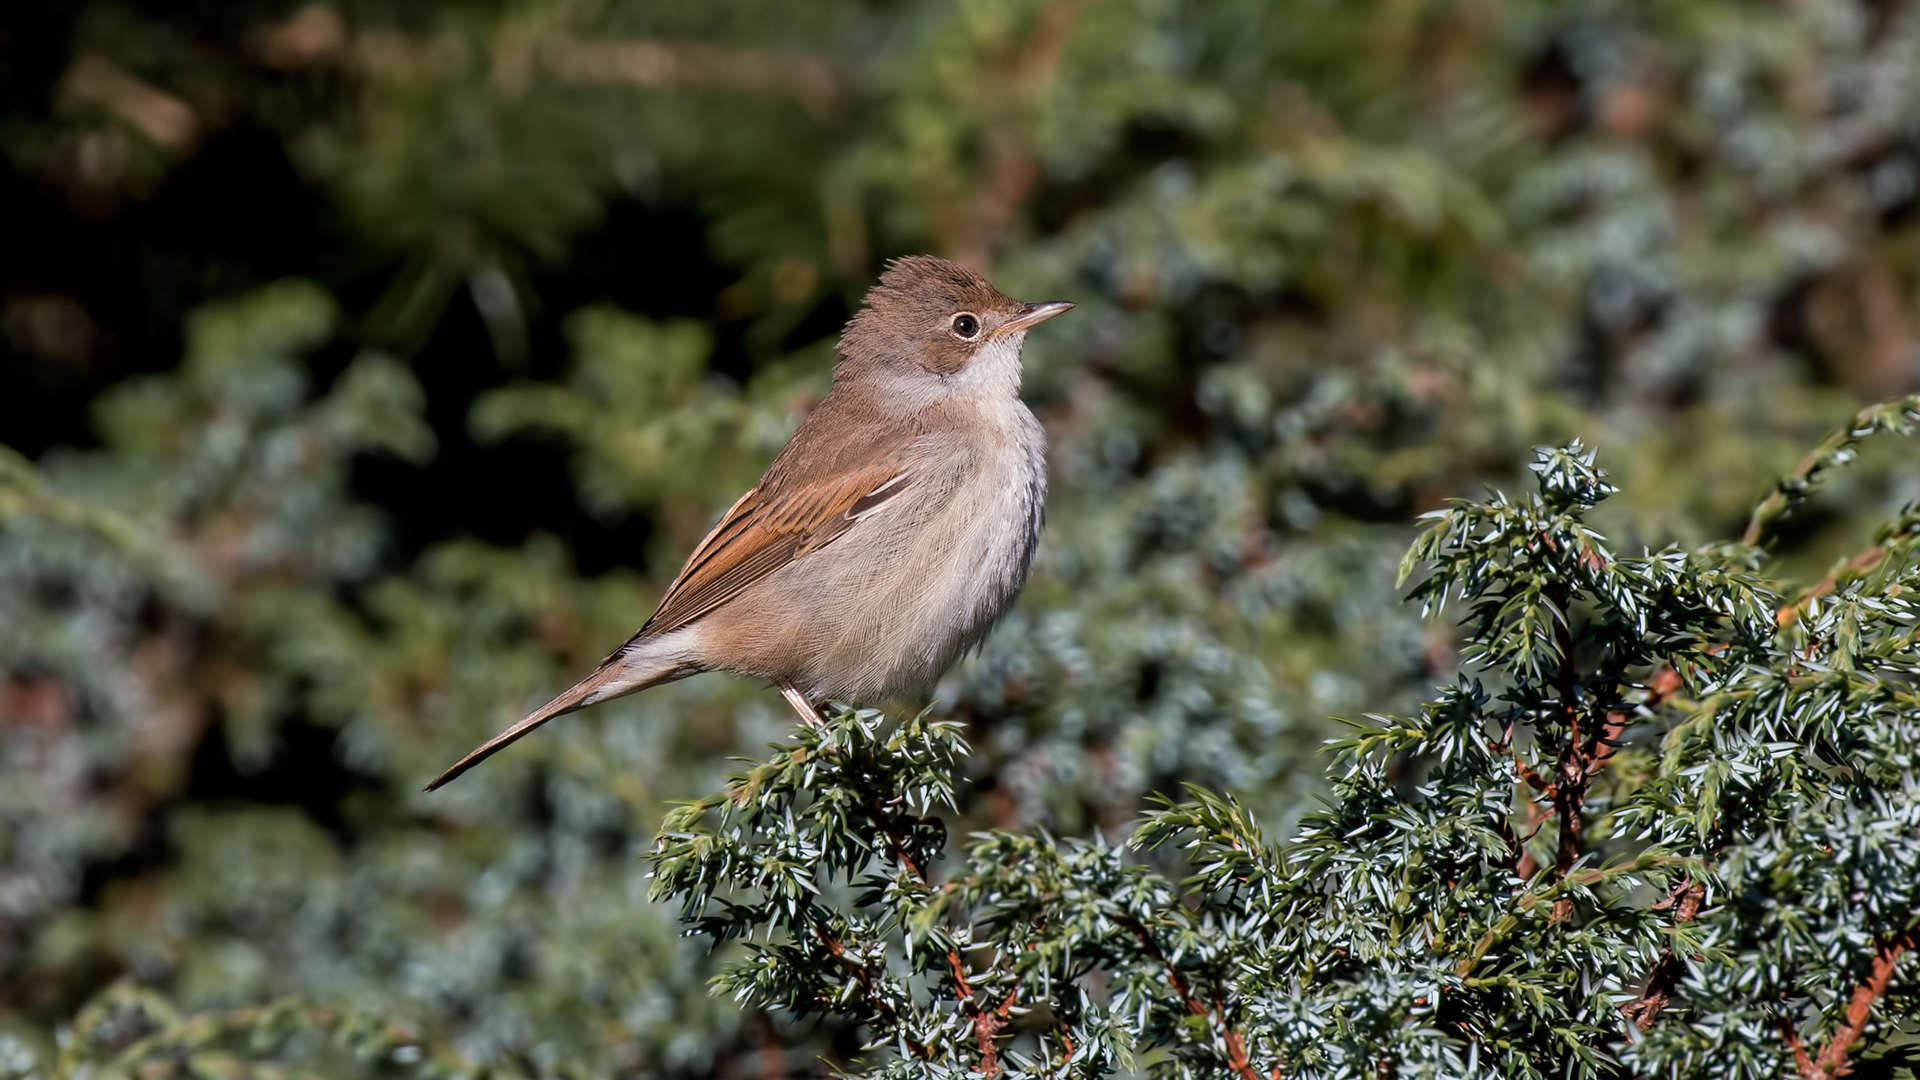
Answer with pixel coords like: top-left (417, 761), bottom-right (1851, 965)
top-left (1546, 578), bottom-right (1591, 917)
top-left (1776, 504), bottom-right (1920, 628)
top-left (1742, 395), bottom-right (1920, 549)
top-left (1621, 876), bottom-right (1705, 1031)
top-left (813, 923), bottom-right (932, 1061)
top-left (1113, 914), bottom-right (1264, 1080)
top-left (1786, 925), bottom-right (1920, 1080)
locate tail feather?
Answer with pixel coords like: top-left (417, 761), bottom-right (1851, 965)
top-left (424, 654), bottom-right (679, 791)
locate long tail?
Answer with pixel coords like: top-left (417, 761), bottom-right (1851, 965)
top-left (424, 650), bottom-right (684, 791)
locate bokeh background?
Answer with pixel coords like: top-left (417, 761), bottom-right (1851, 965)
top-left (3, 1), bottom-right (1920, 1075)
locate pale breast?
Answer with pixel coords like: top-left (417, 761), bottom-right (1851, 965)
top-left (694, 400), bottom-right (1046, 703)
top-left (868, 406), bottom-right (1047, 694)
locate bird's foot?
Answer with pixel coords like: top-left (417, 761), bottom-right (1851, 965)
top-left (776, 679), bottom-right (826, 728)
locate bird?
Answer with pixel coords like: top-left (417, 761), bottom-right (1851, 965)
top-left (426, 256), bottom-right (1072, 790)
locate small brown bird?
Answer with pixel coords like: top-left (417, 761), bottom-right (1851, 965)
top-left (426, 256), bottom-right (1071, 790)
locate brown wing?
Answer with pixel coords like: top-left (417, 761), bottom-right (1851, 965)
top-left (636, 460), bottom-right (912, 638)
top-left (425, 451), bottom-right (910, 792)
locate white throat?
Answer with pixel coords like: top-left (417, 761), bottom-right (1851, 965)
top-left (946, 331), bottom-right (1026, 399)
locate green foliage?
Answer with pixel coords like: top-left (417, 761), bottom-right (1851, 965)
top-left (5, 2), bottom-right (1920, 1078)
top-left (0, 983), bottom-right (459, 1080)
top-left (1, 287), bottom-right (747, 1078)
top-left (648, 436), bottom-right (1920, 1079)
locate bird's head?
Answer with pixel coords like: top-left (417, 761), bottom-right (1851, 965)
top-left (838, 256), bottom-right (1072, 397)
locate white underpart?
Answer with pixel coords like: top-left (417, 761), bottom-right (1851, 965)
top-left (785, 329), bottom-right (1045, 700)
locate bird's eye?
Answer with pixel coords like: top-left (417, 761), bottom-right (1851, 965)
top-left (950, 313), bottom-right (981, 339)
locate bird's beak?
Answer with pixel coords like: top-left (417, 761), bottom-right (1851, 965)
top-left (994, 300), bottom-right (1075, 338)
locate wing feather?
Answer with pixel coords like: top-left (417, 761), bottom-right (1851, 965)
top-left (637, 462), bottom-right (912, 637)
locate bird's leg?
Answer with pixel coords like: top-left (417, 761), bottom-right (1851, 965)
top-left (777, 679), bottom-right (826, 727)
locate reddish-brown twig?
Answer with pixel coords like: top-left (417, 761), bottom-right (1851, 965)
top-left (1783, 925), bottom-right (1920, 1080)
top-left (1113, 914), bottom-right (1263, 1080)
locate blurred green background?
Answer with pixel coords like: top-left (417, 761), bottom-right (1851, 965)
top-left (2, 1), bottom-right (1919, 1075)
